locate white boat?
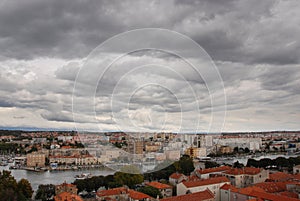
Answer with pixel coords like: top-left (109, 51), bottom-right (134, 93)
top-left (75, 173), bottom-right (92, 180)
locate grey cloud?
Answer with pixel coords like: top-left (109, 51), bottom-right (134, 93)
top-left (0, 0), bottom-right (299, 131)
top-left (1, 0), bottom-right (299, 66)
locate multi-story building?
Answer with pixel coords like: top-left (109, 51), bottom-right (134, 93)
top-left (195, 166), bottom-right (231, 179)
top-left (49, 155), bottom-right (98, 166)
top-left (169, 173), bottom-right (187, 186)
top-left (165, 150), bottom-right (180, 161)
top-left (177, 176), bottom-right (230, 201)
top-left (222, 167), bottom-right (269, 188)
top-left (185, 147), bottom-right (207, 158)
top-left (26, 152), bottom-right (46, 167)
top-left (215, 137), bottom-right (262, 151)
top-left (127, 139), bottom-right (144, 154)
top-left (160, 189), bottom-right (214, 201)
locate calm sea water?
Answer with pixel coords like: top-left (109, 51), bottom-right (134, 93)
top-left (0, 166), bottom-right (114, 191)
top-left (0, 154), bottom-right (297, 192)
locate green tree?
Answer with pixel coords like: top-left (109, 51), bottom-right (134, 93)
top-left (114, 172), bottom-right (144, 188)
top-left (233, 161), bottom-right (244, 168)
top-left (138, 186), bottom-right (162, 199)
top-left (0, 170), bottom-right (33, 201)
top-left (18, 179), bottom-right (33, 199)
top-left (35, 184), bottom-right (55, 201)
top-left (205, 161), bottom-right (219, 169)
top-left (177, 155), bottom-right (194, 175)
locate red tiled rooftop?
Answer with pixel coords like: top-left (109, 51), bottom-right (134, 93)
top-left (54, 192), bottom-right (83, 201)
top-left (237, 187), bottom-right (300, 201)
top-left (182, 176), bottom-right (229, 188)
top-left (160, 189), bottom-right (214, 201)
top-left (169, 173), bottom-right (185, 180)
top-left (97, 187), bottom-right (127, 197)
top-left (61, 146), bottom-right (72, 149)
top-left (220, 183), bottom-right (238, 192)
top-left (128, 189), bottom-right (152, 200)
top-left (254, 182), bottom-right (287, 193)
top-left (239, 186), bottom-right (266, 195)
top-left (279, 191), bottom-right (299, 198)
top-left (250, 190), bottom-right (300, 201)
top-left (224, 167), bottom-right (261, 175)
top-left (146, 181), bottom-right (172, 189)
top-left (197, 166), bottom-right (231, 174)
top-left (268, 172), bottom-right (293, 181)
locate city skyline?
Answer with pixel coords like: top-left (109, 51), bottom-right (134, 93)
top-left (0, 0), bottom-right (299, 132)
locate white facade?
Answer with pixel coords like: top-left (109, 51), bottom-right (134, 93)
top-left (215, 138), bottom-right (262, 151)
top-left (177, 180), bottom-right (230, 201)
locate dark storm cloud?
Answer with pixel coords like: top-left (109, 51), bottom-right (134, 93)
top-left (0, 0), bottom-right (299, 131)
top-left (0, 0), bottom-right (298, 65)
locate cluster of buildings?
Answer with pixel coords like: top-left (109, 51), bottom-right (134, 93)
top-left (4, 130), bottom-right (298, 173)
top-left (52, 164), bottom-right (300, 201)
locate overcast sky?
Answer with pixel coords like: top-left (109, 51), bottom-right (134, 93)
top-left (0, 0), bottom-right (299, 132)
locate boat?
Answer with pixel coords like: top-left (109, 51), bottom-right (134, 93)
top-left (75, 173), bottom-right (92, 180)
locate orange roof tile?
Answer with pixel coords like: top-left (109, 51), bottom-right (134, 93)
top-left (254, 182), bottom-right (287, 193)
top-left (182, 176), bottom-right (229, 188)
top-left (186, 175), bottom-right (201, 182)
top-left (237, 187), bottom-right (300, 201)
top-left (97, 187), bottom-right (127, 197)
top-left (160, 189), bottom-right (214, 201)
top-left (250, 190), bottom-right (299, 201)
top-left (169, 173), bottom-right (185, 180)
top-left (279, 191), bottom-right (299, 198)
top-left (146, 181), bottom-right (172, 189)
top-left (220, 183), bottom-right (238, 192)
top-left (54, 192), bottom-right (83, 201)
top-left (197, 166), bottom-right (231, 174)
top-left (224, 167), bottom-right (261, 175)
top-left (269, 172), bottom-right (293, 181)
top-left (239, 186), bottom-right (265, 195)
top-left (128, 189), bottom-right (152, 200)
top-left (61, 146), bottom-right (72, 149)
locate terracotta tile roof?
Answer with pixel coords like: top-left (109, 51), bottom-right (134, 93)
top-left (128, 189), bottom-right (152, 200)
top-left (237, 186), bottom-right (300, 201)
top-left (224, 167), bottom-right (261, 175)
top-left (247, 198), bottom-right (264, 201)
top-left (249, 190), bottom-right (300, 201)
top-left (220, 183), bottom-right (238, 192)
top-left (268, 172), bottom-right (293, 181)
top-left (61, 146), bottom-right (72, 149)
top-left (169, 173), bottom-right (185, 180)
top-left (146, 181), bottom-right (172, 189)
top-left (182, 176), bottom-right (229, 188)
top-left (54, 192), bottom-right (83, 201)
top-left (197, 166), bottom-right (231, 174)
top-left (254, 182), bottom-right (287, 193)
top-left (96, 187), bottom-right (152, 200)
top-left (160, 189), bottom-right (214, 201)
top-left (97, 187), bottom-right (127, 197)
top-left (279, 191), bottom-right (299, 198)
top-left (186, 175), bottom-right (200, 182)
